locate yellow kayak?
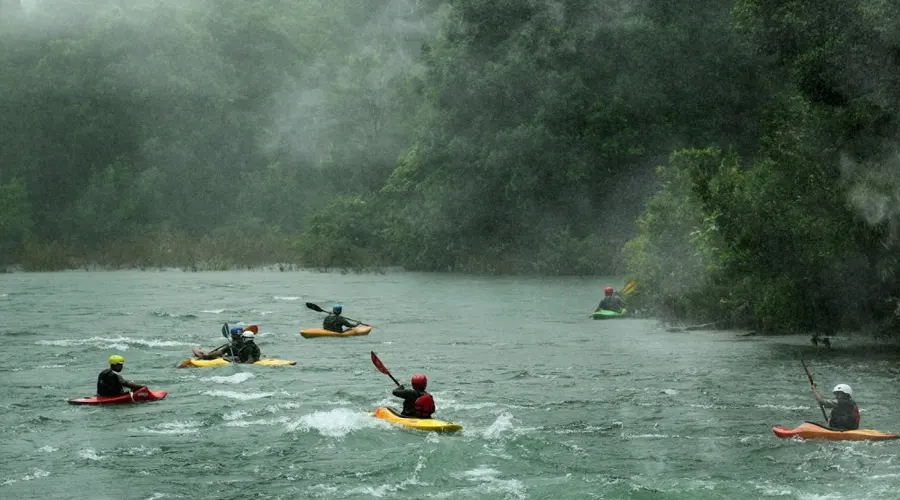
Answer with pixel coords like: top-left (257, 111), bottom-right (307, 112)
top-left (178, 358), bottom-right (297, 368)
top-left (371, 407), bottom-right (462, 433)
top-left (299, 324), bottom-right (372, 339)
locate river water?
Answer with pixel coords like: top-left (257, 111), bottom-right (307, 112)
top-left (1, 270), bottom-right (899, 500)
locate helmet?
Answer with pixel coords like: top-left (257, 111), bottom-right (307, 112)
top-left (230, 327), bottom-right (243, 336)
top-left (109, 354), bottom-right (125, 365)
top-left (411, 373), bottom-right (427, 390)
top-left (832, 384), bottom-right (852, 397)
top-left (332, 304), bottom-right (343, 314)
top-left (241, 330), bottom-right (255, 340)
top-left (604, 286), bottom-right (614, 296)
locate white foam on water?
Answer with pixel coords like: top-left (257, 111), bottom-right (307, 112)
top-left (37, 364), bottom-right (66, 369)
top-left (274, 296), bottom-right (300, 301)
top-left (622, 433), bottom-right (679, 439)
top-left (77, 448), bottom-right (103, 461)
top-left (123, 446), bottom-right (160, 456)
top-left (225, 416), bottom-right (291, 428)
top-left (480, 412), bottom-right (519, 440)
top-left (37, 336), bottom-right (191, 348)
top-left (144, 494), bottom-right (167, 500)
top-left (286, 408), bottom-right (386, 438)
top-left (136, 420), bottom-right (203, 435)
top-left (429, 466), bottom-right (526, 500)
top-left (36, 445), bottom-right (58, 453)
top-left (263, 402), bottom-right (303, 413)
top-left (223, 410), bottom-right (253, 421)
top-left (203, 372), bottom-right (254, 384)
top-left (201, 309), bottom-right (226, 314)
top-left (1, 469), bottom-right (50, 485)
top-left (344, 455), bottom-right (429, 498)
top-left (661, 389), bottom-right (677, 395)
top-left (756, 404), bottom-right (811, 411)
top-left (751, 480), bottom-right (795, 496)
top-left (202, 390), bottom-right (274, 401)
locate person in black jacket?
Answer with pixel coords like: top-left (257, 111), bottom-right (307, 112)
top-left (323, 304), bottom-right (359, 333)
top-left (813, 383), bottom-right (860, 430)
top-left (392, 373), bottom-right (435, 418)
top-left (97, 354), bottom-right (145, 397)
top-left (235, 331), bottom-right (261, 363)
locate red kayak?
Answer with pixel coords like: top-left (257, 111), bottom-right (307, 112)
top-left (68, 388), bottom-right (168, 405)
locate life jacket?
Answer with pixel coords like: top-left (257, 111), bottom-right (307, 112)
top-left (97, 368), bottom-right (122, 397)
top-left (414, 393), bottom-right (435, 418)
top-left (829, 399), bottom-right (860, 430)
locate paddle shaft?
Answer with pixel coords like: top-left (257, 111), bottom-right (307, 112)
top-left (801, 360), bottom-right (829, 422)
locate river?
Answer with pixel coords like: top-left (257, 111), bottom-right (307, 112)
top-left (1, 270), bottom-right (898, 499)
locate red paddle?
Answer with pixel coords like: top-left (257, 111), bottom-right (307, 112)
top-left (801, 360), bottom-right (829, 422)
top-left (371, 351), bottom-right (401, 387)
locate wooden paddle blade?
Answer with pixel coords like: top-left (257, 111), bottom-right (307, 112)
top-left (306, 302), bottom-right (326, 313)
top-left (370, 351), bottom-right (391, 375)
top-left (245, 325), bottom-right (259, 334)
top-left (177, 358), bottom-right (193, 368)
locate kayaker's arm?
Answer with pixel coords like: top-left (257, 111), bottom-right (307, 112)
top-left (392, 386), bottom-right (418, 399)
top-left (812, 386), bottom-right (837, 408)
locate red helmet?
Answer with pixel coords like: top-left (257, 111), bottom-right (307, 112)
top-left (411, 373), bottom-right (427, 390)
top-left (604, 286), bottom-right (614, 296)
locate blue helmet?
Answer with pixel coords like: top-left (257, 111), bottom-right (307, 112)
top-left (230, 327), bottom-right (243, 336)
top-left (332, 304), bottom-right (343, 314)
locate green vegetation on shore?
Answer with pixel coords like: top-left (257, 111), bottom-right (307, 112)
top-left (2, 0), bottom-right (899, 334)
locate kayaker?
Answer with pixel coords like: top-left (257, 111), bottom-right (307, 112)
top-left (323, 304), bottom-right (358, 333)
top-left (97, 355), bottom-right (146, 397)
top-left (392, 373), bottom-right (435, 419)
top-left (235, 330), bottom-right (261, 363)
top-left (199, 325), bottom-right (244, 360)
top-left (595, 286), bottom-right (624, 312)
top-left (813, 383), bottom-right (860, 430)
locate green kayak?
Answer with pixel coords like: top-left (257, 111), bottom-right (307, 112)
top-left (592, 308), bottom-right (628, 320)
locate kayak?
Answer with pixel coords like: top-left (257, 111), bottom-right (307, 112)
top-left (772, 422), bottom-right (899, 441)
top-left (178, 357), bottom-right (297, 368)
top-left (68, 389), bottom-right (168, 405)
top-left (371, 406), bottom-right (462, 433)
top-left (592, 308), bottom-right (628, 319)
top-left (299, 324), bottom-right (372, 339)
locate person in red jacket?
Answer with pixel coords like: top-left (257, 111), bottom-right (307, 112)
top-left (392, 373), bottom-right (435, 419)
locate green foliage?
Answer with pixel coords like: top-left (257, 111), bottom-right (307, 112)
top-left (294, 196), bottom-right (386, 269)
top-left (0, 178), bottom-right (33, 264)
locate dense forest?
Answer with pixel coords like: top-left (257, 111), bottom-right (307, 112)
top-left (2, 0), bottom-right (900, 335)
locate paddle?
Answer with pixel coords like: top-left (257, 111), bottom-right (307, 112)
top-left (370, 351), bottom-right (401, 387)
top-left (305, 302), bottom-right (370, 326)
top-left (801, 360), bottom-right (829, 422)
top-left (622, 279), bottom-right (637, 297)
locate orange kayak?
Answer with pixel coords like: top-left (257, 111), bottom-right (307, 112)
top-left (772, 421), bottom-right (899, 441)
top-left (299, 324), bottom-right (372, 338)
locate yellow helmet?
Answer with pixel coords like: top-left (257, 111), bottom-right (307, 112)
top-left (108, 354), bottom-right (125, 365)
